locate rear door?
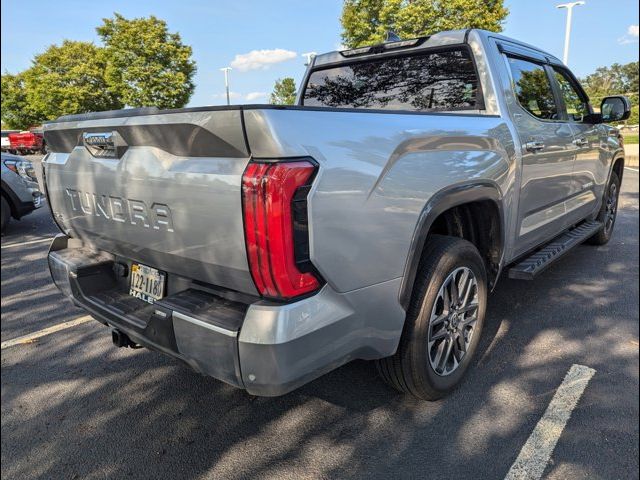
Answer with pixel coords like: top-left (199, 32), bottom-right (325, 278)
top-left (498, 44), bottom-right (577, 256)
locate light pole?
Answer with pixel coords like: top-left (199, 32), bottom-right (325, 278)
top-left (302, 52), bottom-right (317, 67)
top-left (220, 67), bottom-right (232, 105)
top-left (556, 1), bottom-right (585, 65)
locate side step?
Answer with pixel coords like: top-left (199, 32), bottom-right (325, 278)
top-left (508, 220), bottom-right (602, 280)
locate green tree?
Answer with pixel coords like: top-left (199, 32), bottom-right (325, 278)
top-left (25, 41), bottom-right (121, 121)
top-left (1, 14), bottom-right (197, 128)
top-left (582, 61), bottom-right (639, 125)
top-left (270, 77), bottom-right (297, 105)
top-left (340, 0), bottom-right (508, 48)
top-left (1, 41), bottom-right (118, 129)
top-left (97, 13), bottom-right (196, 109)
top-left (1, 73), bottom-right (40, 129)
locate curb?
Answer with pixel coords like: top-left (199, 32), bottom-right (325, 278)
top-left (624, 144), bottom-right (639, 167)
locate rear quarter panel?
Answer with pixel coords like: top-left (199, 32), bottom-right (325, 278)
top-left (244, 109), bottom-right (517, 294)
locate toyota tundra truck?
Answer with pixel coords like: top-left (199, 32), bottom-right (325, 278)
top-left (41, 29), bottom-right (629, 400)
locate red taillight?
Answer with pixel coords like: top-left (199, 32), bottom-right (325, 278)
top-left (242, 160), bottom-right (321, 300)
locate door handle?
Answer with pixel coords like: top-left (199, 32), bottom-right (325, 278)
top-left (573, 138), bottom-right (589, 148)
top-left (524, 141), bottom-right (545, 152)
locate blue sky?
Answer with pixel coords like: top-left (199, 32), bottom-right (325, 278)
top-left (1, 0), bottom-right (638, 107)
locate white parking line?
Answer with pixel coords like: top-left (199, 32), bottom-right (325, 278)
top-left (0, 315), bottom-right (94, 349)
top-left (504, 364), bottom-right (596, 480)
top-left (625, 167), bottom-right (639, 173)
top-left (1, 237), bottom-right (52, 249)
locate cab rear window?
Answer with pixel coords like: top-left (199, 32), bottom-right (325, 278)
top-left (302, 47), bottom-right (480, 111)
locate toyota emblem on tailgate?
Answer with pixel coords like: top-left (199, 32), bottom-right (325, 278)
top-left (82, 131), bottom-right (127, 158)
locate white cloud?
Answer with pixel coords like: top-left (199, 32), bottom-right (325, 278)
top-left (212, 91), bottom-right (269, 104)
top-left (618, 24), bottom-right (639, 44)
top-left (230, 49), bottom-right (297, 72)
top-left (245, 92), bottom-right (267, 101)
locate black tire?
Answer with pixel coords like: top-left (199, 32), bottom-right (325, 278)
top-left (587, 171), bottom-right (620, 246)
top-left (377, 234), bottom-right (488, 400)
top-left (1, 195), bottom-right (10, 233)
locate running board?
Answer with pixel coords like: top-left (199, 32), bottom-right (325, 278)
top-left (508, 221), bottom-right (602, 280)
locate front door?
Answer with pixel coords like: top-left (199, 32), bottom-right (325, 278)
top-left (551, 66), bottom-right (604, 225)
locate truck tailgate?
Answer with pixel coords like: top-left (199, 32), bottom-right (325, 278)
top-left (43, 108), bottom-right (257, 295)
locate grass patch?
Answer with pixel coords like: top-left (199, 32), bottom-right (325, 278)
top-left (622, 134), bottom-right (639, 145)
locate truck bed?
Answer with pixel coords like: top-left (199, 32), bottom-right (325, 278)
top-left (43, 104), bottom-right (509, 297)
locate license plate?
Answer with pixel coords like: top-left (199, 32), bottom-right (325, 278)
top-left (129, 263), bottom-right (165, 304)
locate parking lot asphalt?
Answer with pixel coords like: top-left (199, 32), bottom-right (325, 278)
top-left (1, 167), bottom-right (638, 480)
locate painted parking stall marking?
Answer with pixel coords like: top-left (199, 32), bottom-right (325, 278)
top-left (505, 364), bottom-right (596, 480)
top-left (1, 237), bottom-right (53, 249)
top-left (0, 315), bottom-right (94, 349)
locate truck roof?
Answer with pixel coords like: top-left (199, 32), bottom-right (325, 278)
top-left (312, 29), bottom-right (562, 68)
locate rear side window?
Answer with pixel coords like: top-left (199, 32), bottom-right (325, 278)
top-left (507, 57), bottom-right (558, 120)
top-left (302, 48), bottom-right (480, 111)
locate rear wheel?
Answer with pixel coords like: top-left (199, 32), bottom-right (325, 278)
top-left (587, 171), bottom-right (620, 245)
top-left (1, 195), bottom-right (10, 233)
top-left (377, 235), bottom-right (487, 400)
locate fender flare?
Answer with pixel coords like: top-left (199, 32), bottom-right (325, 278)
top-left (608, 149), bottom-right (625, 183)
top-left (398, 180), bottom-right (506, 310)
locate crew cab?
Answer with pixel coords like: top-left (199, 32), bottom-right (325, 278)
top-left (42, 29), bottom-right (629, 399)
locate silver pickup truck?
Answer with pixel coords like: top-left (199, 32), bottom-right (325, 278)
top-left (42, 29), bottom-right (629, 400)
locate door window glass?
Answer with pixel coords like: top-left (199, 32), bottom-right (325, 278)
top-left (507, 57), bottom-right (558, 120)
top-left (553, 68), bottom-right (590, 122)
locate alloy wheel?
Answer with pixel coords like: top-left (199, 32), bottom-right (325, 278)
top-left (604, 182), bottom-right (618, 234)
top-left (427, 267), bottom-right (479, 376)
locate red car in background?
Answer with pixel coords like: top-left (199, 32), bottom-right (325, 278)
top-left (8, 130), bottom-right (47, 155)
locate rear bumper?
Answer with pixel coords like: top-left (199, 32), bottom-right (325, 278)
top-left (48, 235), bottom-right (405, 396)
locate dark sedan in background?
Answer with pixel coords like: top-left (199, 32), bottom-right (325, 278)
top-left (1, 153), bottom-right (44, 233)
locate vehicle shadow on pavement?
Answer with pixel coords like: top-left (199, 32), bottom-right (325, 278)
top-left (1, 188), bottom-right (638, 479)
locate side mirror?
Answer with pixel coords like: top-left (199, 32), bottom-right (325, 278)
top-left (600, 95), bottom-right (632, 123)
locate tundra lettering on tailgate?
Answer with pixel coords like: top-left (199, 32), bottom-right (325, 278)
top-left (65, 189), bottom-right (174, 232)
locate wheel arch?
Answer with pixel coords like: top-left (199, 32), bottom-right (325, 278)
top-left (0, 180), bottom-right (20, 218)
top-left (398, 181), bottom-right (506, 310)
top-left (611, 154), bottom-right (625, 184)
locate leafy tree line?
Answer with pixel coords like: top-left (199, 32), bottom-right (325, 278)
top-left (340, 0), bottom-right (508, 48)
top-left (1, 13), bottom-right (196, 129)
top-left (581, 62), bottom-right (639, 125)
top-left (270, 0), bottom-right (509, 105)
